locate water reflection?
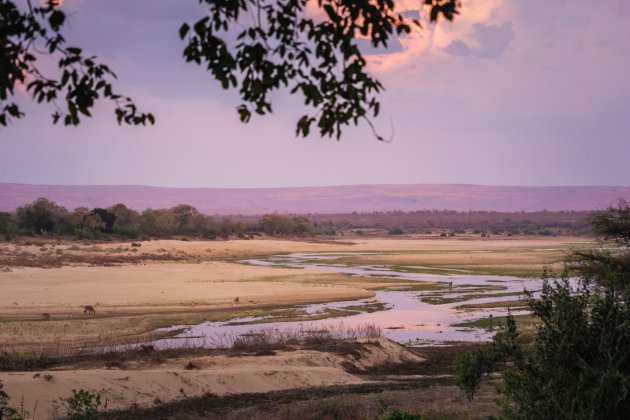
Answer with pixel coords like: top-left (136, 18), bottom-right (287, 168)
top-left (154, 253), bottom-right (540, 348)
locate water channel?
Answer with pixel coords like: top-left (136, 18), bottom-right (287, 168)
top-left (154, 252), bottom-right (542, 348)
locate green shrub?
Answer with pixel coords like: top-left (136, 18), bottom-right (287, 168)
top-left (380, 410), bottom-right (422, 420)
top-left (74, 228), bottom-right (95, 240)
top-left (0, 212), bottom-right (17, 241)
top-left (388, 227), bottom-right (403, 235)
top-left (456, 275), bottom-right (630, 419)
top-left (0, 381), bottom-right (20, 420)
top-left (64, 389), bottom-right (102, 420)
top-left (112, 224), bottom-right (142, 239)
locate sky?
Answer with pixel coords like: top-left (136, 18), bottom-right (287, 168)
top-left (1, 0), bottom-right (629, 188)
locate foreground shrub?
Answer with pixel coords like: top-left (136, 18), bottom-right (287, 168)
top-left (0, 381), bottom-right (20, 420)
top-left (456, 275), bottom-right (630, 419)
top-left (63, 389), bottom-right (102, 420)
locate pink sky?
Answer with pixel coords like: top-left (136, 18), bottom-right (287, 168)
top-left (1, 0), bottom-right (629, 188)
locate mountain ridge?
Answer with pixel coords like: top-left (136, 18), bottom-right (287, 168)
top-left (1, 183), bottom-right (628, 214)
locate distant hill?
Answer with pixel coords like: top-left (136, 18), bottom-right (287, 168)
top-left (0, 183), bottom-right (628, 214)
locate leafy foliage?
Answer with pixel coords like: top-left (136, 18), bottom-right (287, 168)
top-left (455, 201), bottom-right (630, 419)
top-left (63, 389), bottom-right (102, 420)
top-left (0, 0), bottom-right (154, 126)
top-left (380, 410), bottom-right (422, 420)
top-left (15, 197), bottom-right (66, 234)
top-left (1, 0), bottom-right (459, 137)
top-left (569, 199), bottom-right (630, 287)
top-left (0, 212), bottom-right (17, 240)
top-left (181, 0), bottom-right (459, 138)
top-left (259, 212), bottom-right (314, 236)
top-left (589, 199), bottom-right (630, 247)
top-left (0, 381), bottom-right (20, 420)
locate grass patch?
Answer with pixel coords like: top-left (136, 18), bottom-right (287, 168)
top-left (452, 314), bottom-right (538, 332)
top-left (456, 299), bottom-right (530, 310)
top-left (339, 300), bottom-right (388, 313)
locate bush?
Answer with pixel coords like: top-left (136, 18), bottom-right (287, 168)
top-left (0, 212), bottom-right (17, 241)
top-left (388, 227), bottom-right (403, 235)
top-left (456, 273), bottom-right (630, 418)
top-left (64, 389), bottom-right (102, 420)
top-left (316, 227), bottom-right (337, 236)
top-left (112, 224), bottom-right (142, 239)
top-left (380, 411), bottom-right (421, 420)
top-left (457, 198), bottom-right (630, 416)
top-left (74, 228), bottom-right (96, 240)
top-left (0, 381), bottom-right (20, 420)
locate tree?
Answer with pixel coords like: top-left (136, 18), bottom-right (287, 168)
top-left (170, 204), bottom-right (208, 235)
top-left (1, 0), bottom-right (460, 138)
top-left (455, 200), bottom-right (630, 419)
top-left (0, 211), bottom-right (17, 240)
top-left (91, 208), bottom-right (116, 233)
top-left (15, 197), bottom-right (67, 234)
top-left (139, 208), bottom-right (176, 237)
top-left (107, 203), bottom-right (139, 227)
top-left (568, 199), bottom-right (630, 287)
top-left (259, 213), bottom-right (295, 236)
top-left (292, 216), bottom-right (315, 236)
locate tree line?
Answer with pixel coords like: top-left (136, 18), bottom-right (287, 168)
top-left (0, 198), bottom-right (324, 241)
top-left (0, 197), bottom-right (598, 242)
top-left (229, 209), bottom-right (594, 236)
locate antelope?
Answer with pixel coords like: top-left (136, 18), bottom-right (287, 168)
top-left (83, 305), bottom-right (96, 315)
top-left (42, 313), bottom-right (52, 321)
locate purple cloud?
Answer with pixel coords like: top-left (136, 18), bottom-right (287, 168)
top-left (445, 22), bottom-right (515, 60)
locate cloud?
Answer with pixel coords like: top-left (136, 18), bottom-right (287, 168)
top-left (400, 9), bottom-right (420, 20)
top-left (472, 22), bottom-right (515, 58)
top-left (444, 39), bottom-right (472, 57)
top-left (444, 22), bottom-right (514, 59)
top-left (356, 37), bottom-right (403, 55)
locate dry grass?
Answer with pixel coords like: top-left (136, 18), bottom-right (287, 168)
top-left (226, 324), bottom-right (382, 355)
top-left (0, 246), bottom-right (190, 270)
top-left (101, 381), bottom-right (500, 419)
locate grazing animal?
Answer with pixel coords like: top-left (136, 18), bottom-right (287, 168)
top-left (83, 305), bottom-right (96, 315)
top-left (233, 297), bottom-right (240, 304)
top-left (42, 313), bottom-right (52, 321)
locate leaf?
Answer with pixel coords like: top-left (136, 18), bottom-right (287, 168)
top-left (48, 10), bottom-right (65, 31)
top-left (179, 23), bottom-right (190, 40)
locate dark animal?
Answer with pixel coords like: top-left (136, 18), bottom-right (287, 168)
top-left (233, 297), bottom-right (240, 304)
top-left (83, 305), bottom-right (96, 315)
top-left (42, 313), bottom-right (52, 321)
top-left (448, 281), bottom-right (453, 292)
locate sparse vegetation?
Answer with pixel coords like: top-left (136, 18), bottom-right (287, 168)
top-left (63, 389), bottom-right (102, 420)
top-left (0, 380), bottom-right (20, 420)
top-left (455, 200), bottom-right (630, 418)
